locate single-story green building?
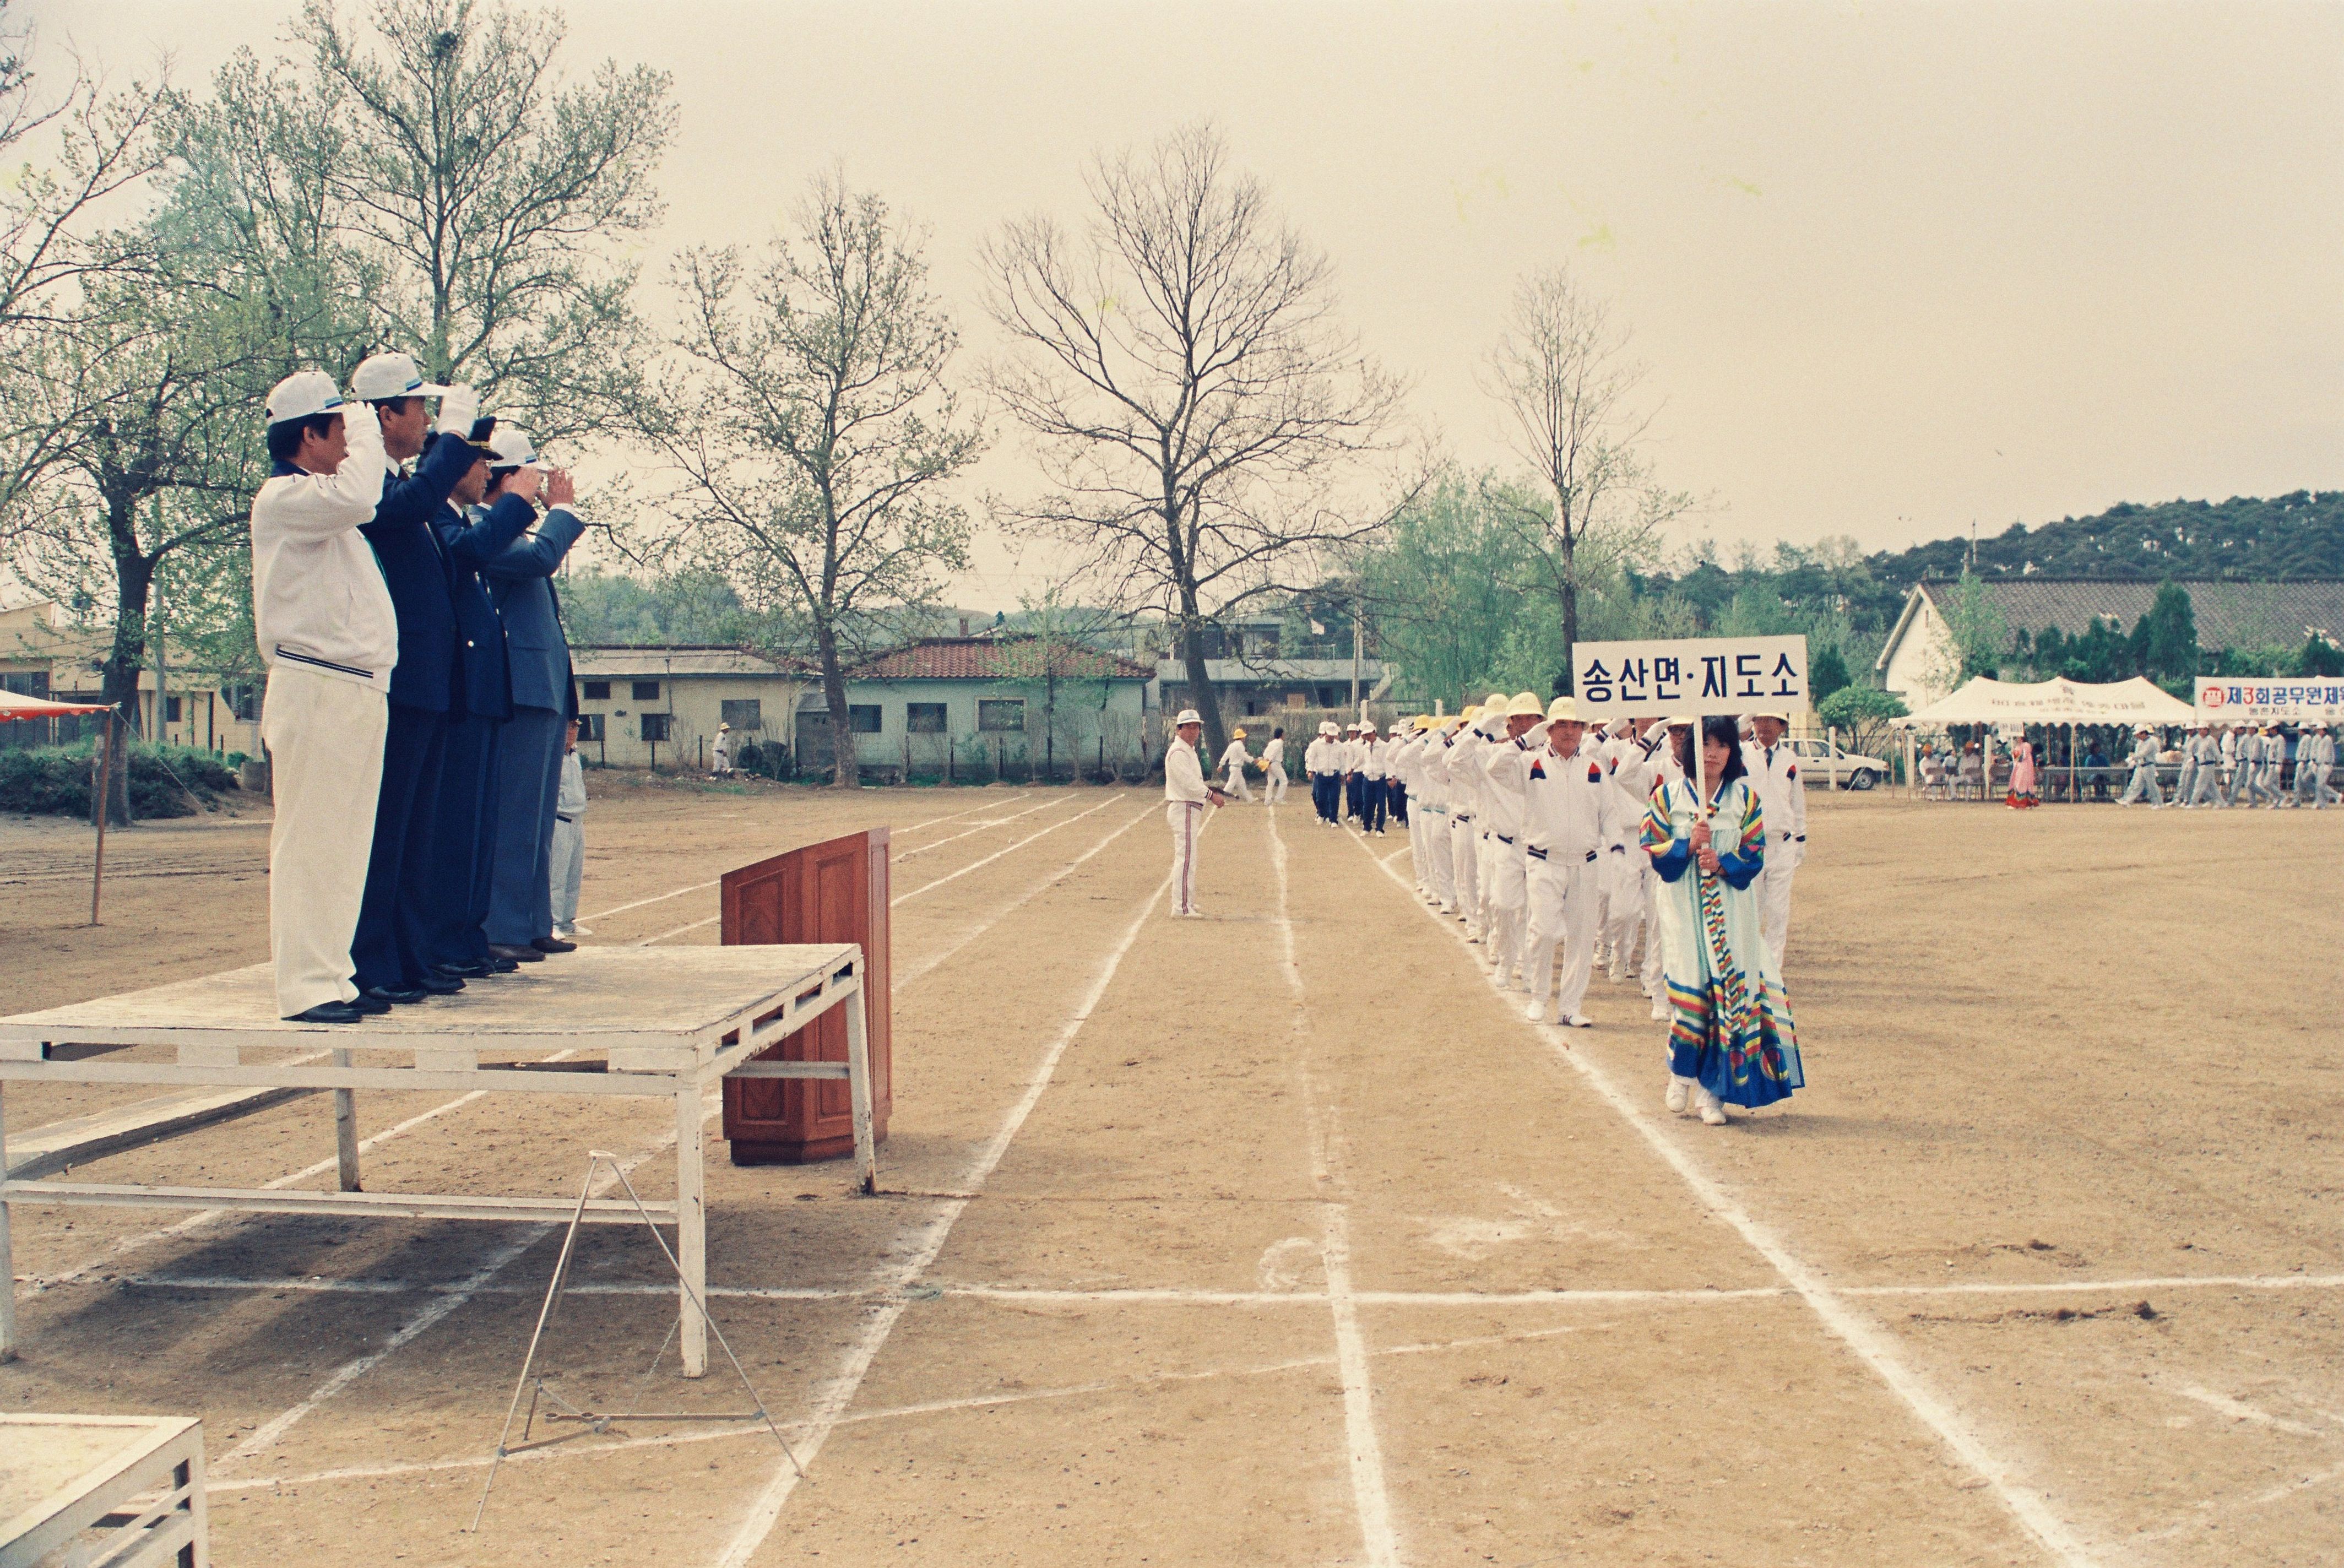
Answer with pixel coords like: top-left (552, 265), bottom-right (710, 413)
top-left (799, 636), bottom-right (1158, 783)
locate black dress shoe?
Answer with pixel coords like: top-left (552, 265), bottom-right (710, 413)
top-left (413, 972), bottom-right (465, 995)
top-left (285, 1001), bottom-right (366, 1024)
top-left (433, 961), bottom-right (491, 980)
top-left (488, 943), bottom-right (544, 963)
top-left (364, 984), bottom-right (426, 1005)
top-left (489, 956), bottom-right (519, 972)
top-left (530, 936), bottom-right (577, 953)
top-left (351, 992), bottom-right (393, 1014)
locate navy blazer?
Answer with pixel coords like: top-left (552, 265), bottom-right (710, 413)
top-left (432, 494), bottom-right (534, 722)
top-left (479, 504), bottom-right (584, 713)
top-left (357, 433), bottom-right (482, 712)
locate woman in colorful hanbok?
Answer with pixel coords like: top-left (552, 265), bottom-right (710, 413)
top-left (2006, 731), bottom-right (2038, 808)
top-left (1642, 716), bottom-right (1803, 1125)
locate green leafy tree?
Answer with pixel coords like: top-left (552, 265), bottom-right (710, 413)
top-left (1358, 468), bottom-right (1541, 706)
top-left (2292, 632), bottom-right (2344, 679)
top-left (637, 172), bottom-right (981, 789)
top-left (2133, 580), bottom-right (2199, 683)
top-left (1810, 644), bottom-right (1851, 701)
top-left (1816, 685), bottom-right (1907, 759)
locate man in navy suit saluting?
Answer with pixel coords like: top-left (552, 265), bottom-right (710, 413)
top-left (345, 352), bottom-right (487, 1007)
top-left (477, 425), bottom-right (585, 963)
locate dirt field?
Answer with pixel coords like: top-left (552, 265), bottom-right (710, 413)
top-left (2, 775), bottom-right (2338, 1566)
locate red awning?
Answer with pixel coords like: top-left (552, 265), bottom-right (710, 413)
top-left (0, 690), bottom-right (114, 719)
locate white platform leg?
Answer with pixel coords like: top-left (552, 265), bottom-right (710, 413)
top-left (677, 1080), bottom-right (706, 1377)
top-left (0, 1081), bottom-right (14, 1361)
top-left (332, 1050), bottom-right (361, 1192)
top-left (845, 984), bottom-right (876, 1197)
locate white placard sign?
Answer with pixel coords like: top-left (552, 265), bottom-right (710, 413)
top-left (2194, 677), bottom-right (2344, 724)
top-left (1571, 635), bottom-right (1813, 719)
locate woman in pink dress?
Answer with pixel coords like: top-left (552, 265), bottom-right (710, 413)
top-left (2007, 732), bottom-right (2039, 808)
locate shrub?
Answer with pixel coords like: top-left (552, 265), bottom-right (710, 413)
top-left (0, 742), bottom-right (240, 820)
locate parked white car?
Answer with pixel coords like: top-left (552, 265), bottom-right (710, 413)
top-left (1787, 735), bottom-right (1890, 790)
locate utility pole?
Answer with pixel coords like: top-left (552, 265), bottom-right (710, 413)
top-left (1349, 591), bottom-right (1363, 714)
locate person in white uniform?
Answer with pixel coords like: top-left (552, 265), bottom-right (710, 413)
top-left (2254, 724), bottom-right (2286, 805)
top-left (2117, 725), bottom-right (2164, 806)
top-left (251, 370), bottom-right (404, 1023)
top-left (1740, 711), bottom-right (1807, 969)
top-left (1521, 697), bottom-right (1618, 1027)
top-left (1219, 727), bottom-right (1255, 802)
top-left (1306, 722), bottom-right (1338, 823)
top-left (1475, 692), bottom-right (1547, 987)
top-left (2302, 725), bottom-right (2339, 807)
top-left (1417, 717), bottom-right (1460, 908)
top-left (1446, 704), bottom-right (1490, 938)
top-left (550, 719), bottom-right (590, 937)
top-left (1610, 716), bottom-right (1684, 1020)
top-left (1164, 708), bottom-right (1228, 916)
top-left (1259, 727), bottom-right (1288, 803)
top-left (710, 721), bottom-right (734, 776)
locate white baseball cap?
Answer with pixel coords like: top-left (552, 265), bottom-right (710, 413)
top-left (1174, 708), bottom-right (1203, 726)
top-left (348, 351), bottom-right (452, 402)
top-left (265, 370), bottom-right (346, 425)
top-left (485, 424), bottom-right (541, 469)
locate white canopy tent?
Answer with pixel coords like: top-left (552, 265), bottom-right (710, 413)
top-left (1892, 676), bottom-right (2195, 802)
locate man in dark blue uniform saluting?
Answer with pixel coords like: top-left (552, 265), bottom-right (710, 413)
top-left (346, 351), bottom-right (487, 1007)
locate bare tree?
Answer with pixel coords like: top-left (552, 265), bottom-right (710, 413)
top-left (980, 123), bottom-right (1409, 763)
top-left (634, 173), bottom-right (981, 789)
top-left (1482, 264), bottom-right (1688, 689)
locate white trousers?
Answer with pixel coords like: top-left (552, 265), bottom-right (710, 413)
top-left (1484, 838), bottom-right (1528, 979)
top-left (550, 815), bottom-right (584, 927)
top-left (1599, 846), bottom-right (1644, 962)
top-left (1424, 811), bottom-right (1455, 905)
top-left (1759, 853), bottom-right (1796, 969)
top-left (2119, 764), bottom-right (2162, 805)
top-left (1265, 767), bottom-right (1287, 803)
top-left (262, 665), bottom-right (388, 1017)
top-left (1523, 852), bottom-right (1600, 1020)
top-left (1166, 800), bottom-right (1206, 914)
top-left (1449, 815), bottom-right (1480, 920)
top-left (1222, 763), bottom-right (1253, 801)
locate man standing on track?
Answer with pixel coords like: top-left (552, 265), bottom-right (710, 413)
top-left (1476, 692), bottom-right (1547, 990)
top-left (1521, 697), bottom-right (1616, 1028)
top-left (1446, 704), bottom-right (1488, 940)
top-left (2117, 725), bottom-right (2164, 807)
top-left (1741, 710), bottom-right (1807, 968)
top-left (1165, 707), bottom-right (1228, 917)
top-left (1259, 727), bottom-right (1288, 804)
top-left (1218, 726), bottom-right (1255, 802)
top-left (1359, 721), bottom-right (1389, 834)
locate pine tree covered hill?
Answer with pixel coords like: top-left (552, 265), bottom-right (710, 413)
top-left (1866, 492), bottom-right (2344, 588)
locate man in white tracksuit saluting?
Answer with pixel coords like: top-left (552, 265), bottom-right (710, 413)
top-left (1741, 710), bottom-right (1807, 968)
top-left (1165, 708), bottom-right (1228, 917)
top-left (1521, 697), bottom-right (1618, 1028)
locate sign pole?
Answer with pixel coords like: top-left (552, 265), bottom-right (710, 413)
top-left (90, 708), bottom-right (117, 926)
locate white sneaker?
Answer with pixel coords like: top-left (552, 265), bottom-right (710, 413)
top-left (1561, 1013), bottom-right (1594, 1028)
top-left (1698, 1101), bottom-right (1728, 1126)
top-left (1650, 999), bottom-right (1669, 1022)
top-left (1524, 1000), bottom-right (1548, 1024)
top-left (1664, 1078), bottom-right (1689, 1114)
top-left (1465, 928), bottom-right (1483, 943)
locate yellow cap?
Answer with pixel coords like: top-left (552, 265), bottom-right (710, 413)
top-left (1505, 690), bottom-right (1545, 718)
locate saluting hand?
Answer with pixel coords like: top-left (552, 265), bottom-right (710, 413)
top-left (545, 468), bottom-right (576, 507)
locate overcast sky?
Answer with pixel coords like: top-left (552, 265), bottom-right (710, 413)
top-left (25, 0), bottom-right (2344, 606)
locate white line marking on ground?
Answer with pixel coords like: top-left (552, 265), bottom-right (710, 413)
top-left (889, 796), bottom-right (1120, 908)
top-left (1349, 831), bottom-right (2106, 1568)
top-left (893, 794), bottom-right (1058, 860)
top-left (578, 795), bottom-right (1024, 923)
top-left (634, 913), bottom-right (720, 946)
top-left (1271, 811), bottom-right (1402, 1568)
top-left (100, 1272), bottom-right (2344, 1306)
top-left (894, 805), bottom-right (1158, 988)
top-left (712, 861), bottom-right (1176, 1568)
top-left (2166, 1383), bottom-right (2325, 1438)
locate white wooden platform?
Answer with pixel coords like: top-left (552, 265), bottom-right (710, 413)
top-left (0, 946), bottom-right (874, 1377)
top-left (0, 1413), bottom-right (205, 1567)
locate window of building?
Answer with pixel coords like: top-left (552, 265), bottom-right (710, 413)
top-left (632, 680), bottom-right (660, 701)
top-left (577, 713), bottom-right (605, 742)
top-left (582, 680), bottom-right (610, 701)
top-left (978, 698), bottom-right (1025, 733)
top-left (225, 682), bottom-right (259, 721)
top-left (163, 696), bottom-right (182, 723)
top-left (640, 712), bottom-right (672, 742)
top-left (0, 672), bottom-right (48, 696)
top-left (1284, 692), bottom-right (1307, 709)
top-left (905, 702), bottom-right (947, 734)
top-left (720, 698), bottom-right (762, 731)
top-left (848, 704), bottom-right (882, 734)
top-left (1316, 686), bottom-right (1340, 707)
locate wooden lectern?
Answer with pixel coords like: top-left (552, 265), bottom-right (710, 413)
top-left (719, 828), bottom-right (892, 1163)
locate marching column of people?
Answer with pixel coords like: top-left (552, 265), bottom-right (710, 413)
top-left (253, 362), bottom-right (594, 1023)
